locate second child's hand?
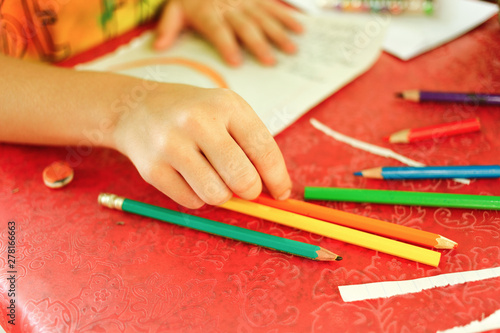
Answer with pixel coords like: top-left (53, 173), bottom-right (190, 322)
top-left (154, 0), bottom-right (303, 66)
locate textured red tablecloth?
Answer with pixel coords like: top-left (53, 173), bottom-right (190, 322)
top-left (1, 17), bottom-right (499, 333)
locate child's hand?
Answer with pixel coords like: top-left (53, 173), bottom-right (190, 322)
top-left (112, 83), bottom-right (292, 209)
top-left (154, 0), bottom-right (303, 66)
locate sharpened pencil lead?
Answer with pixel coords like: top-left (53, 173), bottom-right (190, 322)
top-left (435, 236), bottom-right (458, 250)
top-left (316, 247), bottom-right (343, 261)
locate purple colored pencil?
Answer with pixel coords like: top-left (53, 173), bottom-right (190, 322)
top-left (397, 90), bottom-right (500, 106)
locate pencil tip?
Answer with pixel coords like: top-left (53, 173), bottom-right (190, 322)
top-left (395, 92), bottom-right (403, 98)
top-left (435, 236), bottom-right (458, 249)
top-left (353, 171), bottom-right (362, 176)
top-left (317, 247), bottom-right (342, 261)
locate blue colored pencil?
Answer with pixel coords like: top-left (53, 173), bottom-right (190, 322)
top-left (354, 165), bottom-right (500, 180)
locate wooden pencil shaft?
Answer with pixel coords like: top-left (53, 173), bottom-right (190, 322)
top-left (98, 194), bottom-right (332, 260)
top-left (408, 118), bottom-right (481, 142)
top-left (219, 198), bottom-right (441, 267)
top-left (257, 195), bottom-right (440, 246)
top-left (361, 165), bottom-right (500, 179)
top-left (304, 187), bottom-right (500, 210)
top-left (123, 199), bottom-right (329, 260)
top-left (419, 91), bottom-right (500, 105)
top-left (400, 90), bottom-right (500, 105)
top-left (253, 194), bottom-right (451, 249)
top-left (388, 129), bottom-right (411, 143)
top-left (389, 118), bottom-right (480, 143)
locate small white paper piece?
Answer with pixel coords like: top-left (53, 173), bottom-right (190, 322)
top-left (437, 309), bottom-right (500, 333)
top-left (309, 118), bottom-right (470, 185)
top-left (339, 266), bottom-right (500, 302)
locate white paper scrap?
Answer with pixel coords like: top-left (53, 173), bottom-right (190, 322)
top-left (339, 266), bottom-right (500, 302)
top-left (437, 309), bottom-right (500, 333)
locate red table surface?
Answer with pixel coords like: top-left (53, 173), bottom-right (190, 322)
top-left (1, 17), bottom-right (500, 333)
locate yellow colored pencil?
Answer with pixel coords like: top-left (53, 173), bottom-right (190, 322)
top-left (218, 198), bottom-right (441, 267)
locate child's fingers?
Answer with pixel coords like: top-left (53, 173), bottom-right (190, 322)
top-left (227, 102), bottom-right (292, 201)
top-left (261, 0), bottom-right (303, 34)
top-left (143, 163), bottom-right (206, 209)
top-left (167, 145), bottom-right (233, 206)
top-left (198, 126), bottom-right (262, 201)
top-left (246, 6), bottom-right (297, 54)
top-left (189, 8), bottom-right (242, 66)
top-left (154, 1), bottom-right (186, 50)
top-left (225, 10), bottom-right (275, 65)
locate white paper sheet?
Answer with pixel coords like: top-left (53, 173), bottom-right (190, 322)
top-left (383, 0), bottom-right (499, 60)
top-left (77, 14), bottom-right (386, 135)
top-left (338, 266), bottom-right (500, 302)
top-left (285, 0), bottom-right (499, 60)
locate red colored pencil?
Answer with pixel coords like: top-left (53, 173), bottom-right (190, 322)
top-left (386, 118), bottom-right (481, 143)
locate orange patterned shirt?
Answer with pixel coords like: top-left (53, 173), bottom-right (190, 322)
top-left (0, 0), bottom-right (164, 62)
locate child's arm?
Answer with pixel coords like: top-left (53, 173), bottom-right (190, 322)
top-left (0, 55), bottom-right (292, 208)
top-left (154, 0), bottom-right (303, 66)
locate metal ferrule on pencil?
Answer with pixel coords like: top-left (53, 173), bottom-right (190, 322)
top-left (98, 193), bottom-right (125, 210)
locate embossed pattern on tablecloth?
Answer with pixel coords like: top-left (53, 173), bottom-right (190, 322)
top-left (0, 17), bottom-right (499, 333)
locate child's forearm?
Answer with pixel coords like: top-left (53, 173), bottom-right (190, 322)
top-left (0, 54), bottom-right (134, 149)
top-left (0, 55), bottom-right (292, 208)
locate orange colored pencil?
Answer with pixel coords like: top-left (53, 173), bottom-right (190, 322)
top-left (251, 194), bottom-right (457, 250)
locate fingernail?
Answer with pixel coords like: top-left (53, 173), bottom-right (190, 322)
top-left (278, 189), bottom-right (291, 201)
top-left (153, 38), bottom-right (165, 50)
top-left (294, 24), bottom-right (304, 34)
top-left (228, 52), bottom-right (242, 66)
top-left (263, 55), bottom-right (276, 66)
top-left (284, 43), bottom-right (297, 54)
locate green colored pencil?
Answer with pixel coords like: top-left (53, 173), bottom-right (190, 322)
top-left (304, 187), bottom-right (500, 210)
top-left (98, 193), bottom-right (342, 261)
